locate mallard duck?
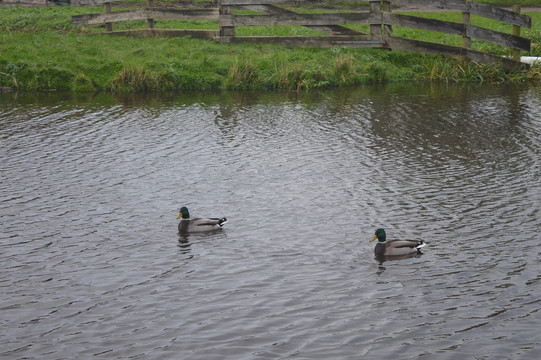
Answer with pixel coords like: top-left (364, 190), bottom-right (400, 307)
top-left (370, 228), bottom-right (426, 257)
top-left (177, 206), bottom-right (227, 233)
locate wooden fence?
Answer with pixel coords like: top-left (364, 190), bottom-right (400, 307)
top-left (71, 0), bottom-right (532, 70)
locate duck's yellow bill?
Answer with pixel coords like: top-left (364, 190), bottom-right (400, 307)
top-left (370, 235), bottom-right (378, 242)
top-left (177, 213), bottom-right (183, 219)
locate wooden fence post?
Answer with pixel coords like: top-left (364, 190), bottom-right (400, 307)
top-left (382, 0), bottom-right (392, 37)
top-left (512, 4), bottom-right (521, 62)
top-left (462, 0), bottom-right (471, 50)
top-left (104, 1), bottom-right (113, 32)
top-left (369, 1), bottom-right (382, 40)
top-left (219, 0), bottom-right (235, 43)
top-left (147, 0), bottom-right (155, 30)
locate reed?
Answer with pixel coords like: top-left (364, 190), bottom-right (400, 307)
top-left (227, 58), bottom-right (257, 89)
top-left (334, 54), bottom-right (358, 86)
top-left (112, 66), bottom-right (156, 92)
top-left (274, 61), bottom-right (301, 90)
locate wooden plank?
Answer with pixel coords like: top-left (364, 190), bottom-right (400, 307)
top-left (144, 8), bottom-right (219, 21)
top-left (393, 0), bottom-right (465, 11)
top-left (382, 13), bottom-right (530, 51)
top-left (2, 0), bottom-right (48, 6)
top-left (222, 0), bottom-right (309, 5)
top-left (73, 10), bottom-right (154, 25)
top-left (309, 25), bottom-right (367, 36)
top-left (107, 29), bottom-right (219, 39)
top-left (470, 2), bottom-right (530, 28)
top-left (228, 35), bottom-right (383, 48)
top-left (219, 12), bottom-right (377, 27)
top-left (467, 24), bottom-right (530, 51)
top-left (385, 36), bottom-right (528, 71)
top-left (383, 13), bottom-right (464, 35)
top-left (72, 0), bottom-right (121, 5)
top-left (72, 8), bottom-right (219, 26)
top-left (241, 4), bottom-right (365, 35)
top-left (394, 0), bottom-right (531, 28)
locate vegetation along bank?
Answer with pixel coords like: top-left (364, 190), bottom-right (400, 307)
top-left (0, 1), bottom-right (540, 92)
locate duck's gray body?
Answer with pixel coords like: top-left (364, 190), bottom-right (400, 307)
top-left (370, 228), bottom-right (426, 257)
top-left (177, 206), bottom-right (227, 233)
top-left (178, 217), bottom-right (227, 233)
top-left (374, 239), bottom-right (426, 257)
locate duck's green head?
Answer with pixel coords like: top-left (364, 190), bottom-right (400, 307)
top-left (177, 206), bottom-right (190, 219)
top-left (370, 228), bottom-right (386, 242)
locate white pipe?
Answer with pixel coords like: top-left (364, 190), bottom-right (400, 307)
top-left (521, 57), bottom-right (541, 65)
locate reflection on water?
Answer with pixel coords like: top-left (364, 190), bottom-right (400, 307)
top-left (1, 83), bottom-right (541, 359)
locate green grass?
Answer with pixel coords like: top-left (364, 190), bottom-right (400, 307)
top-left (0, 4), bottom-right (539, 92)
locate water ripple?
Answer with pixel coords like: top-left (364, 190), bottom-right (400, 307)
top-left (1, 84), bottom-right (540, 359)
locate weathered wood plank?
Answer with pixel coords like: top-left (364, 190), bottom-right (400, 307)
top-left (469, 2), bottom-right (530, 28)
top-left (72, 8), bottom-right (219, 26)
top-left (383, 13), bottom-right (530, 51)
top-left (383, 13), bottom-right (464, 35)
top-left (2, 0), bottom-right (48, 6)
top-left (145, 8), bottom-right (219, 21)
top-left (467, 24), bottom-right (530, 51)
top-left (385, 36), bottom-right (528, 71)
top-left (228, 35), bottom-right (383, 48)
top-left (219, 12), bottom-right (377, 27)
top-left (106, 29), bottom-right (219, 39)
top-left (393, 0), bottom-right (530, 28)
top-left (393, 0), bottom-right (465, 11)
top-left (72, 10), bottom-right (146, 26)
top-left (71, 0), bottom-right (121, 5)
top-left (241, 4), bottom-right (364, 35)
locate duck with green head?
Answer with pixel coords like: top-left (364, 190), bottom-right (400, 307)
top-left (370, 228), bottom-right (426, 257)
top-left (177, 206), bottom-right (227, 233)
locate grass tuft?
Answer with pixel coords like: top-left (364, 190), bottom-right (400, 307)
top-left (227, 58), bottom-right (259, 90)
top-left (112, 66), bottom-right (156, 92)
top-left (334, 54), bottom-right (357, 86)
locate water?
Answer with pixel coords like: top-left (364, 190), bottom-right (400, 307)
top-left (1, 83), bottom-right (540, 359)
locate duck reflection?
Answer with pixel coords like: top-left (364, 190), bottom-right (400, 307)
top-left (375, 252), bottom-right (424, 276)
top-left (376, 252), bottom-right (424, 265)
top-left (177, 234), bottom-right (193, 258)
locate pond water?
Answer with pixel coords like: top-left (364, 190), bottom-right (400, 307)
top-left (1, 83), bottom-right (541, 359)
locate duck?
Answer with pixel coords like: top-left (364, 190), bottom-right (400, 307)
top-left (177, 206), bottom-right (227, 233)
top-left (370, 228), bottom-right (426, 257)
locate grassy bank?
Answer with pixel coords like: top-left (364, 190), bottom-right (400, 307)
top-left (0, 5), bottom-right (540, 92)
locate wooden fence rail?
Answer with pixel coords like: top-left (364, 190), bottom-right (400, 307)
top-left (71, 0), bottom-right (532, 70)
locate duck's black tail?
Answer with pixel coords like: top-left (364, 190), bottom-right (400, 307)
top-left (218, 218), bottom-right (227, 227)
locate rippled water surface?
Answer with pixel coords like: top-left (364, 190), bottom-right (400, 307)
top-left (1, 83), bottom-right (541, 359)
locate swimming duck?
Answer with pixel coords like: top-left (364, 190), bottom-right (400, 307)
top-left (177, 206), bottom-right (227, 233)
top-left (370, 228), bottom-right (426, 257)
